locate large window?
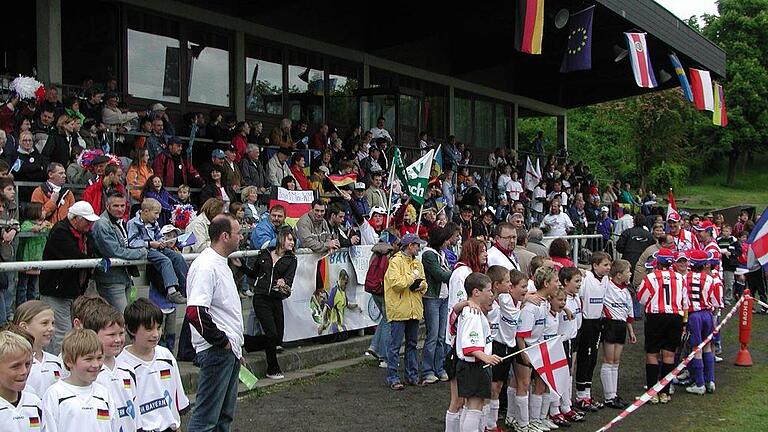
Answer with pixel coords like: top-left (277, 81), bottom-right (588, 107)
top-left (187, 29), bottom-right (230, 107)
top-left (495, 103), bottom-right (511, 149)
top-left (127, 12), bottom-right (180, 103)
top-left (287, 51), bottom-right (324, 131)
top-left (327, 59), bottom-right (360, 134)
top-left (62, 0), bottom-right (119, 88)
top-left (474, 100), bottom-right (493, 149)
top-left (245, 42), bottom-right (284, 115)
top-left (454, 96), bottom-right (472, 144)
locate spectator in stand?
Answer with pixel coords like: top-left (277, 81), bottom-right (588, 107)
top-left (327, 203), bottom-right (359, 247)
top-left (297, 199), bottom-right (338, 253)
top-left (487, 222), bottom-right (520, 271)
top-left (222, 144), bottom-right (243, 190)
top-left (200, 148), bottom-right (227, 182)
top-left (62, 94), bottom-right (84, 123)
top-left (360, 146), bottom-right (383, 181)
top-left (39, 201), bottom-right (100, 354)
top-left (497, 164), bottom-right (512, 195)
top-left (418, 131), bottom-right (429, 156)
top-left (289, 153), bottom-right (309, 190)
top-left (31, 162), bottom-right (74, 224)
top-left (0, 92), bottom-right (20, 136)
top-left (13, 131), bottom-right (47, 183)
top-left (181, 111), bottom-right (206, 142)
top-left (364, 172), bottom-right (387, 210)
top-left (182, 198), bottom-right (225, 255)
top-left (146, 118), bottom-right (170, 163)
top-left (596, 206), bottom-right (615, 243)
top-left (251, 205), bottom-right (286, 250)
top-left (81, 163), bottom-right (126, 217)
top-left (515, 228), bottom-right (536, 276)
top-left (733, 209), bottom-right (750, 237)
top-left (141, 175), bottom-right (181, 227)
top-left (205, 110), bottom-right (226, 142)
top-left (32, 106), bottom-right (56, 153)
top-left (101, 93), bottom-right (140, 132)
top-left (310, 148), bottom-right (334, 175)
top-left (309, 166), bottom-right (331, 199)
top-left (375, 138), bottom-right (390, 173)
top-left (441, 166), bottom-right (456, 221)
top-left (344, 125), bottom-right (362, 152)
top-left (526, 227), bottom-right (549, 257)
top-left (152, 137), bottom-right (203, 188)
top-left (568, 197), bottom-right (589, 234)
top-left (267, 148), bottom-right (292, 187)
top-left (541, 197), bottom-right (573, 237)
top-left (270, 118), bottom-right (294, 149)
top-left (16, 202), bottom-right (50, 303)
top-left (291, 119), bottom-right (310, 148)
top-left (42, 114), bottom-right (76, 167)
top-left (241, 186), bottom-right (260, 226)
top-left (616, 213), bottom-right (654, 272)
top-left (240, 144), bottom-right (267, 193)
top-left (280, 176), bottom-right (297, 191)
top-left (80, 89), bottom-right (104, 124)
top-left (231, 121), bottom-right (249, 162)
top-left (549, 237), bottom-right (576, 270)
top-left (349, 183), bottom-right (370, 222)
top-left (370, 116), bottom-right (392, 144)
top-left (330, 137), bottom-right (347, 165)
top-left (148, 103), bottom-right (176, 136)
top-left (91, 192), bottom-right (147, 312)
top-left (473, 209), bottom-right (496, 243)
top-left (41, 86), bottom-right (64, 116)
top-left (420, 225), bottom-right (453, 384)
top-left (200, 166), bottom-right (236, 212)
top-left (602, 184), bottom-right (618, 209)
top-left (248, 121), bottom-right (268, 146)
top-left (311, 124), bottom-right (329, 151)
top-left (126, 148), bottom-right (153, 204)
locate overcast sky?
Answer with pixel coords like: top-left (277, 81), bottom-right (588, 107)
top-left (655, 0), bottom-right (719, 21)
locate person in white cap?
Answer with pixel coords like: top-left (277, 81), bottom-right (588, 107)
top-left (39, 201), bottom-right (100, 355)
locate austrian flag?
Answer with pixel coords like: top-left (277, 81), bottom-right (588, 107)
top-left (624, 32), bottom-right (657, 88)
top-left (527, 336), bottom-right (569, 396)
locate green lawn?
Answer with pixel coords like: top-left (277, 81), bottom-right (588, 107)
top-left (680, 168), bottom-right (768, 210)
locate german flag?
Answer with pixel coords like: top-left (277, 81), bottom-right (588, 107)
top-left (160, 369), bottom-right (172, 380)
top-left (96, 408), bottom-right (110, 420)
top-left (316, 255), bottom-right (330, 294)
top-left (328, 173), bottom-right (357, 188)
top-left (123, 378), bottom-right (133, 389)
top-left (29, 417), bottom-right (41, 428)
top-left (515, 0), bottom-right (545, 55)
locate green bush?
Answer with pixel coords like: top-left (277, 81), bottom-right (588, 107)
top-left (648, 162), bottom-right (689, 192)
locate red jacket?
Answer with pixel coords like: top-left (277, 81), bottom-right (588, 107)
top-left (232, 134), bottom-right (247, 163)
top-left (81, 180), bottom-right (127, 220)
top-left (290, 164), bottom-right (310, 190)
top-left (152, 151), bottom-right (203, 188)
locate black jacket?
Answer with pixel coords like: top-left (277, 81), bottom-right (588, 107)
top-left (616, 226), bottom-right (655, 268)
top-left (13, 149), bottom-right (47, 182)
top-left (39, 219), bottom-right (93, 299)
top-left (42, 132), bottom-right (74, 166)
top-left (241, 248), bottom-right (297, 297)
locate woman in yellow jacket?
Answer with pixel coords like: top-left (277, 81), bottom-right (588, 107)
top-left (126, 148), bottom-right (153, 204)
top-left (383, 233), bottom-right (428, 390)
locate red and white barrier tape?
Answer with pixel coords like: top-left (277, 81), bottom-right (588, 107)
top-left (595, 296), bottom-right (746, 432)
top-left (754, 297), bottom-right (768, 310)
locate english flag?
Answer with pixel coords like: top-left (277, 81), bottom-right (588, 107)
top-left (747, 207), bottom-right (768, 271)
top-left (527, 336), bottom-right (569, 397)
top-left (690, 68), bottom-right (714, 111)
top-left (624, 32), bottom-right (657, 88)
top-left (667, 189), bottom-right (681, 222)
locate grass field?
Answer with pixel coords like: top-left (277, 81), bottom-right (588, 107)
top-left (680, 167), bottom-right (768, 210)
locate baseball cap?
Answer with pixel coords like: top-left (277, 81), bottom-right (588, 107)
top-left (318, 166), bottom-right (330, 175)
top-left (354, 182), bottom-right (366, 190)
top-left (693, 221), bottom-right (715, 231)
top-left (211, 149), bottom-right (225, 159)
top-left (69, 201), bottom-right (100, 222)
top-left (151, 103), bottom-right (167, 111)
top-left (601, 206), bottom-right (609, 213)
top-left (655, 248), bottom-right (675, 264)
top-left (369, 207), bottom-right (387, 218)
top-left (667, 212), bottom-right (681, 222)
top-left (92, 155), bottom-right (110, 165)
top-left (160, 225), bottom-right (182, 236)
top-left (400, 233), bottom-right (426, 246)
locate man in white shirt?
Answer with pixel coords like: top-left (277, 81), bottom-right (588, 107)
top-left (370, 116), bottom-right (392, 144)
top-left (186, 214), bottom-right (246, 431)
top-left (541, 198), bottom-right (574, 237)
top-left (487, 222), bottom-right (520, 271)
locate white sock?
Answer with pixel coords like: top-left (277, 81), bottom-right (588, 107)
top-left (540, 391), bottom-right (550, 419)
top-left (575, 389), bottom-right (588, 401)
top-left (549, 393), bottom-right (561, 416)
top-left (506, 387), bottom-right (518, 421)
top-left (601, 363), bottom-right (614, 400)
top-left (612, 364), bottom-right (621, 397)
top-left (529, 394), bottom-right (543, 421)
top-left (445, 410), bottom-right (461, 432)
top-left (460, 409), bottom-right (482, 432)
top-left (516, 395), bottom-right (530, 426)
top-left (481, 404), bottom-right (490, 432)
top-left (561, 375), bottom-right (573, 412)
top-left (167, 286), bottom-right (177, 295)
top-left (488, 399), bottom-right (499, 429)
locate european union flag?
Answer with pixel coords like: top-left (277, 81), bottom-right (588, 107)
top-left (560, 6), bottom-right (594, 73)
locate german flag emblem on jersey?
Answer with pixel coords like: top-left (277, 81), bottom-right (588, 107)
top-left (97, 408), bottom-right (110, 420)
top-left (123, 378), bottom-right (133, 389)
top-left (160, 369), bottom-right (172, 380)
top-left (53, 370), bottom-right (60, 379)
top-left (29, 417), bottom-right (41, 428)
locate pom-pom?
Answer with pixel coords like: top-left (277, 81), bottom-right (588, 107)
top-left (9, 76), bottom-right (44, 100)
top-left (171, 204), bottom-right (196, 230)
top-left (34, 85), bottom-right (46, 104)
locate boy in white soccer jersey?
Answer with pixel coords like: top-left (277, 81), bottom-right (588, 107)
top-left (41, 328), bottom-right (117, 432)
top-left (540, 287), bottom-right (570, 429)
top-left (0, 330), bottom-right (45, 432)
top-left (558, 267), bottom-right (585, 423)
top-left (501, 270), bottom-right (530, 431)
top-left (514, 266), bottom-right (560, 432)
top-left (455, 272), bottom-right (501, 432)
top-left (118, 298), bottom-right (189, 432)
top-left (600, 259), bottom-right (637, 409)
top-left (83, 302), bottom-right (141, 431)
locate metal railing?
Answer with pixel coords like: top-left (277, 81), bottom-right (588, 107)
top-left (542, 234), bottom-right (605, 265)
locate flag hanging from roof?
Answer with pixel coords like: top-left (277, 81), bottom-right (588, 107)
top-left (667, 188), bottom-right (680, 222)
top-left (328, 173), bottom-right (357, 188)
top-left (560, 6), bottom-right (594, 73)
top-left (515, 0), bottom-right (545, 55)
top-left (527, 336), bottom-right (569, 397)
top-left (668, 52), bottom-right (693, 102)
top-left (269, 187), bottom-right (313, 227)
top-left (747, 207), bottom-right (768, 271)
top-left (624, 32), bottom-right (657, 88)
top-left (689, 68), bottom-right (714, 111)
top-left (712, 82), bottom-right (728, 127)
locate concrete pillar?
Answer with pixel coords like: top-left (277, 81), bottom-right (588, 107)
top-left (362, 56), bottom-right (370, 88)
top-left (557, 114), bottom-right (568, 152)
top-left (234, 31), bottom-right (246, 120)
top-left (512, 103), bottom-right (519, 156)
top-left (448, 86), bottom-right (455, 135)
top-left (36, 0), bottom-right (62, 85)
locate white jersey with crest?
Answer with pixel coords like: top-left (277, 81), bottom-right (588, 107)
top-left (560, 293), bottom-right (582, 340)
top-left (41, 380), bottom-right (117, 432)
top-left (602, 280), bottom-right (635, 322)
top-left (580, 271), bottom-right (608, 319)
top-left (96, 358), bottom-right (140, 432)
top-left (456, 307), bottom-right (493, 362)
top-left (25, 351), bottom-right (64, 397)
top-left (489, 293), bottom-right (521, 347)
top-left (543, 309), bottom-right (560, 340)
top-left (517, 297), bottom-right (549, 345)
top-left (0, 390), bottom-right (44, 432)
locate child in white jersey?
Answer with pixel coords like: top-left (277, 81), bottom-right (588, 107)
top-left (83, 302), bottom-right (141, 432)
top-left (455, 272), bottom-right (501, 432)
top-left (14, 301), bottom-right (63, 396)
top-left (514, 266), bottom-right (560, 432)
top-left (41, 328), bottom-right (118, 432)
top-left (118, 298), bottom-right (189, 431)
top-left (0, 330), bottom-right (45, 432)
top-left (558, 267), bottom-right (585, 423)
top-left (501, 270), bottom-right (530, 431)
top-left (539, 288), bottom-right (571, 429)
top-left (600, 259), bottom-right (636, 409)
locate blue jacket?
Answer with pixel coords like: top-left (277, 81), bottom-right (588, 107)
top-left (127, 214), bottom-right (163, 248)
top-left (251, 212), bottom-right (278, 250)
top-left (92, 212), bottom-right (147, 284)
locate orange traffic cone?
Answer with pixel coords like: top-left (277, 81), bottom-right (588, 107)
top-left (735, 290), bottom-right (753, 367)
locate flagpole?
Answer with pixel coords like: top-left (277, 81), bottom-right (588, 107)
top-left (414, 146), bottom-right (438, 235)
top-left (415, 204), bottom-right (424, 234)
top-left (482, 337), bottom-right (557, 368)
top-left (385, 152), bottom-right (397, 229)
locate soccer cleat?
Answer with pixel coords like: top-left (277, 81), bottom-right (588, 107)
top-left (550, 414), bottom-right (571, 428)
top-left (590, 399), bottom-right (605, 409)
top-left (166, 290), bottom-right (187, 304)
top-left (276, 345), bottom-right (284, 353)
top-left (649, 395), bottom-right (659, 405)
top-left (574, 399), bottom-right (598, 412)
top-left (685, 384), bottom-right (706, 395)
top-left (504, 416), bottom-right (519, 430)
top-left (364, 348), bottom-right (379, 359)
top-left (676, 369), bottom-right (690, 381)
top-left (706, 381), bottom-right (716, 394)
top-left (529, 420), bottom-right (550, 431)
top-left (615, 396), bottom-right (630, 407)
top-left (562, 410), bottom-right (585, 423)
top-left (604, 398), bottom-right (628, 409)
top-left (266, 372), bottom-right (285, 380)
top-left (541, 418), bottom-right (559, 429)
top-left (659, 393), bottom-right (671, 404)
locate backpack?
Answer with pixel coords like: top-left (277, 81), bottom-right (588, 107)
top-left (365, 251), bottom-right (389, 296)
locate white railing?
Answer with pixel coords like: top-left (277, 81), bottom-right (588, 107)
top-left (542, 234), bottom-right (605, 264)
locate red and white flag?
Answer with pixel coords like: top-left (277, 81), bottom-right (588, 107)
top-left (667, 189), bottom-right (680, 222)
top-left (747, 207), bottom-right (768, 271)
top-left (624, 32), bottom-right (657, 88)
top-left (689, 68), bottom-right (714, 111)
top-left (527, 336), bottom-right (569, 397)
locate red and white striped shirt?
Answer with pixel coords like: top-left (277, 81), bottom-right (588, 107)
top-left (674, 229), bottom-right (699, 252)
top-left (685, 271), bottom-right (716, 312)
top-left (602, 280), bottom-right (635, 323)
top-left (710, 273), bottom-right (724, 308)
top-left (638, 269), bottom-right (689, 315)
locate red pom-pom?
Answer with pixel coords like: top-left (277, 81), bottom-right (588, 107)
top-left (35, 85), bottom-right (46, 104)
